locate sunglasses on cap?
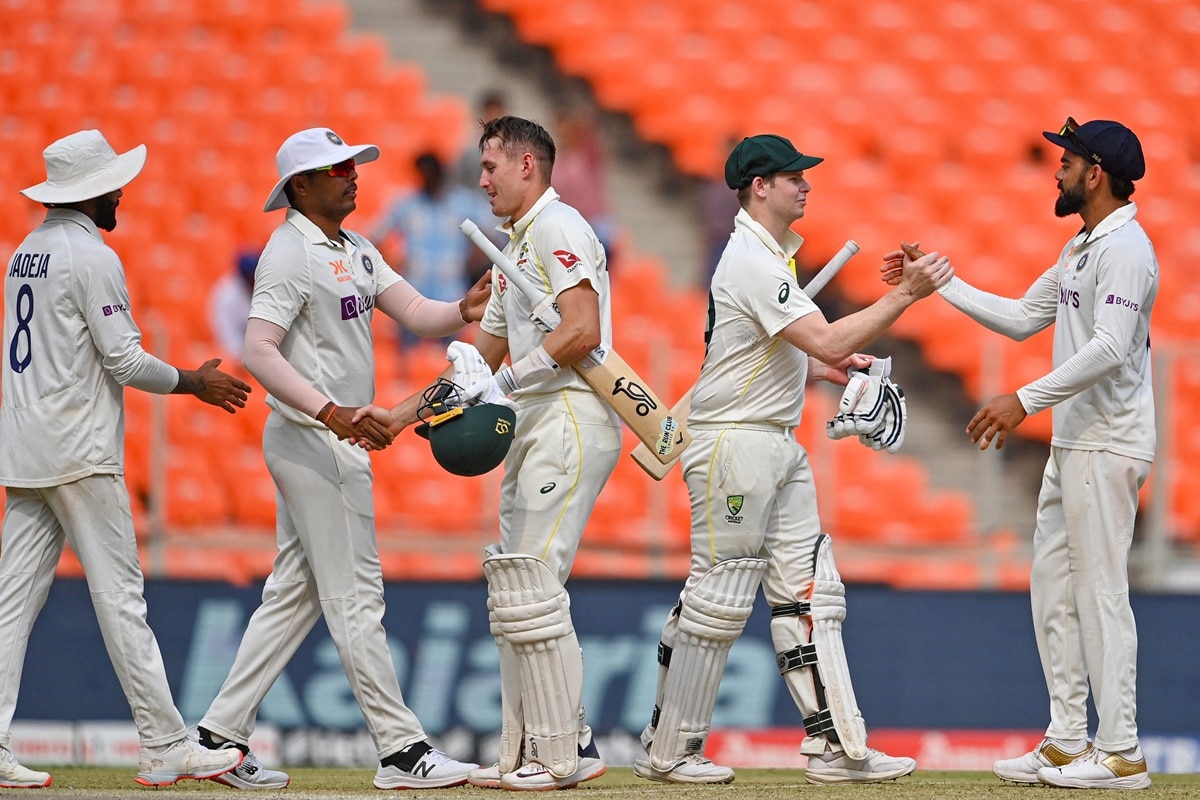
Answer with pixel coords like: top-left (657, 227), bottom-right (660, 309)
top-left (1057, 118), bottom-right (1103, 168)
top-left (306, 158), bottom-right (355, 178)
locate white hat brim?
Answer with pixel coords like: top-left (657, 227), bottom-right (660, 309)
top-left (262, 143), bottom-right (381, 212)
top-left (20, 144), bottom-right (147, 204)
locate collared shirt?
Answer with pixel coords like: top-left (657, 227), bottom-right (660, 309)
top-left (1, 209), bottom-right (177, 486)
top-left (249, 208), bottom-right (401, 426)
top-left (689, 207), bottom-right (820, 428)
top-left (479, 188), bottom-right (612, 397)
top-left (940, 203), bottom-right (1157, 460)
top-left (373, 185), bottom-right (492, 301)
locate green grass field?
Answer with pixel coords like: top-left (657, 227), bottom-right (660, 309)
top-left (25, 767), bottom-right (1200, 799)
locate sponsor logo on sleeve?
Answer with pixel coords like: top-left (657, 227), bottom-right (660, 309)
top-left (553, 250), bottom-right (581, 271)
top-left (1105, 294), bottom-right (1139, 311)
top-left (102, 302), bottom-right (130, 316)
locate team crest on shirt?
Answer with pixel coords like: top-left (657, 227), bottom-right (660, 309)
top-left (725, 495), bottom-right (744, 524)
top-left (325, 130), bottom-right (344, 145)
top-left (361, 255), bottom-right (374, 274)
top-left (554, 249), bottom-right (581, 271)
top-left (1074, 253), bottom-right (1089, 273)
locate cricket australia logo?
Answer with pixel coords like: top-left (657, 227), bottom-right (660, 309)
top-left (725, 495), bottom-right (744, 524)
top-left (612, 377), bottom-right (656, 417)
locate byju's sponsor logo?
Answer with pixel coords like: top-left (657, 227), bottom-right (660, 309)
top-left (102, 302), bottom-right (130, 316)
top-left (341, 294), bottom-right (374, 320)
top-left (1105, 294), bottom-right (1139, 311)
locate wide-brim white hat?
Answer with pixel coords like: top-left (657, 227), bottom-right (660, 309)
top-left (21, 130), bottom-right (146, 204)
top-left (264, 127), bottom-right (380, 212)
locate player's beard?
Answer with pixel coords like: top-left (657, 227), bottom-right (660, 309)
top-left (1054, 175), bottom-right (1086, 218)
top-left (95, 195), bottom-right (119, 231)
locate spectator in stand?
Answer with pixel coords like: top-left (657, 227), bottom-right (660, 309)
top-left (456, 88), bottom-right (509, 189)
top-left (553, 105), bottom-right (618, 269)
top-left (207, 249), bottom-right (259, 367)
top-left (373, 151), bottom-right (494, 349)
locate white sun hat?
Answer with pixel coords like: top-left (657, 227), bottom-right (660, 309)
top-left (263, 127), bottom-right (380, 212)
top-left (20, 130), bottom-right (146, 204)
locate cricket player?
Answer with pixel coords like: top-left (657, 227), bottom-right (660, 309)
top-left (635, 134), bottom-right (952, 785)
top-left (884, 118), bottom-right (1156, 790)
top-left (442, 115), bottom-right (621, 791)
top-left (194, 127), bottom-right (490, 790)
top-left (0, 130), bottom-right (249, 788)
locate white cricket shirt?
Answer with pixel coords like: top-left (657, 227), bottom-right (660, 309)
top-left (479, 188), bottom-right (613, 397)
top-left (1, 209), bottom-right (178, 487)
top-left (689, 208), bottom-right (820, 428)
top-left (939, 203), bottom-right (1157, 460)
top-left (249, 209), bottom-right (401, 426)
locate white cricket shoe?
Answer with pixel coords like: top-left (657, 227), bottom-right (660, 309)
top-left (805, 747), bottom-right (916, 785)
top-left (1038, 747), bottom-right (1152, 790)
top-left (209, 748), bottom-right (291, 790)
top-left (374, 745), bottom-right (475, 790)
top-left (135, 734), bottom-right (243, 786)
top-left (467, 763), bottom-right (502, 789)
top-left (633, 753), bottom-right (735, 784)
top-left (0, 745), bottom-right (52, 789)
top-left (498, 739), bottom-right (606, 791)
top-left (993, 737), bottom-right (1092, 784)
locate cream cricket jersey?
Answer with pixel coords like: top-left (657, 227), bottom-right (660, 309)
top-left (1, 209), bottom-right (178, 487)
top-left (479, 188), bottom-right (612, 397)
top-left (250, 209), bottom-right (401, 426)
top-left (689, 208), bottom-right (820, 428)
top-left (939, 203), bottom-right (1157, 461)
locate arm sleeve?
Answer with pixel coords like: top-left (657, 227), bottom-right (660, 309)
top-left (937, 266), bottom-right (1060, 341)
top-left (79, 248), bottom-right (179, 394)
top-left (1016, 241), bottom-right (1155, 414)
top-left (375, 278), bottom-right (465, 337)
top-left (242, 317), bottom-right (330, 418)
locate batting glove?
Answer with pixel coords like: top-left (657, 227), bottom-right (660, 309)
top-left (858, 379), bottom-right (907, 453)
top-left (827, 357), bottom-right (892, 439)
top-left (447, 342), bottom-right (492, 393)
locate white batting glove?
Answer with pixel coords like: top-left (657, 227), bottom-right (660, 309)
top-left (447, 342), bottom-right (492, 392)
top-left (463, 375), bottom-right (515, 409)
top-left (827, 357), bottom-right (892, 439)
top-left (858, 379), bottom-right (907, 453)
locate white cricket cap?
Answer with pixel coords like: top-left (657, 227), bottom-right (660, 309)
top-left (263, 127), bottom-right (380, 212)
top-left (21, 130), bottom-right (146, 204)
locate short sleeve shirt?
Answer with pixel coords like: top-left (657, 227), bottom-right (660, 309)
top-left (249, 209), bottom-right (401, 425)
top-left (478, 188), bottom-right (613, 397)
top-left (689, 208), bottom-right (820, 428)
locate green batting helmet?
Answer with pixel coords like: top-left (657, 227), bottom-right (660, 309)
top-left (415, 403), bottom-right (516, 476)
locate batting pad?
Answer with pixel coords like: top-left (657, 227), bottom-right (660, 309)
top-left (772, 534), bottom-right (868, 759)
top-left (648, 558), bottom-right (767, 771)
top-left (488, 599), bottom-right (526, 774)
top-left (485, 554), bottom-right (583, 778)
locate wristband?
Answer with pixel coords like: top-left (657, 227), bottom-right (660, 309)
top-left (497, 344), bottom-right (560, 393)
top-left (316, 401), bottom-right (337, 425)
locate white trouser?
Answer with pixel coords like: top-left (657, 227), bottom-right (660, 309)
top-left (201, 414), bottom-right (424, 759)
top-left (680, 427), bottom-right (847, 748)
top-left (1032, 446), bottom-right (1150, 753)
top-left (498, 390), bottom-right (621, 583)
top-left (0, 474), bottom-right (186, 748)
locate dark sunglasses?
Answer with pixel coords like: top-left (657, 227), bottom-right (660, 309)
top-left (307, 158), bottom-right (355, 178)
top-left (1057, 118), bottom-right (1103, 167)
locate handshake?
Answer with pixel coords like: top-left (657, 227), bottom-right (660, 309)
top-left (826, 357), bottom-right (907, 453)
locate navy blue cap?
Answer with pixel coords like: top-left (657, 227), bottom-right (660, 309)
top-left (1042, 118), bottom-right (1145, 181)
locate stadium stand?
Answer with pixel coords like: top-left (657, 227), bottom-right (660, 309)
top-left (1, 0), bottom-right (1196, 589)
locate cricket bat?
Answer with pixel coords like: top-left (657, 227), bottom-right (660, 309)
top-left (629, 239), bottom-right (861, 480)
top-left (460, 219), bottom-right (688, 464)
